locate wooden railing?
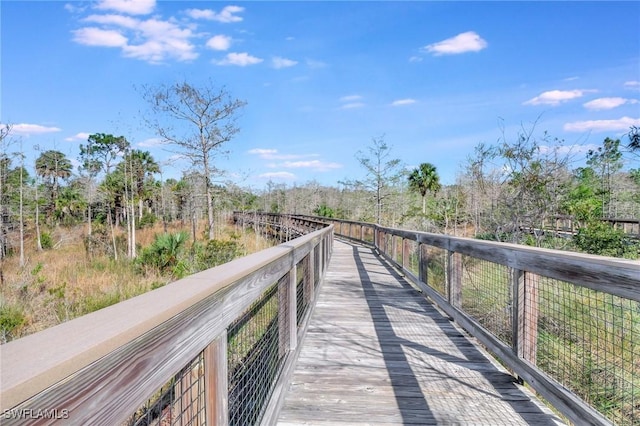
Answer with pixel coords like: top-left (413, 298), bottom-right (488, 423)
top-left (294, 214), bottom-right (639, 426)
top-left (541, 215), bottom-right (640, 237)
top-left (0, 215), bottom-right (332, 425)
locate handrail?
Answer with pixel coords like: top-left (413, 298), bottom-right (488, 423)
top-left (293, 214), bottom-right (639, 426)
top-left (1, 215), bottom-right (333, 425)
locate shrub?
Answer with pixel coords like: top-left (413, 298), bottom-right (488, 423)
top-left (573, 221), bottom-right (639, 259)
top-left (0, 304), bottom-right (26, 343)
top-left (195, 239), bottom-right (243, 270)
top-left (137, 211), bottom-right (157, 229)
top-left (137, 231), bottom-right (189, 277)
top-left (40, 232), bottom-right (53, 250)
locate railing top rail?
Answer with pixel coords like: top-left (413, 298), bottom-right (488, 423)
top-left (302, 215), bottom-right (638, 301)
top-left (375, 225), bottom-right (639, 299)
top-left (0, 225), bottom-right (332, 411)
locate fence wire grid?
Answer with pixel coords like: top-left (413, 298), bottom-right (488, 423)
top-left (227, 278), bottom-right (288, 426)
top-left (125, 352), bottom-right (207, 426)
top-left (460, 256), bottom-right (513, 346)
top-left (535, 277), bottom-right (640, 425)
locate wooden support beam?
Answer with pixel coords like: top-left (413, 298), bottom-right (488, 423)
top-left (204, 332), bottom-right (228, 426)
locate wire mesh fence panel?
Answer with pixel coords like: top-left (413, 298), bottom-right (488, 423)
top-left (227, 280), bottom-right (286, 426)
top-left (383, 233), bottom-right (392, 258)
top-left (535, 277), bottom-right (640, 425)
top-left (405, 239), bottom-right (419, 277)
top-left (296, 255), bottom-right (309, 327)
top-left (460, 255), bottom-right (513, 346)
top-left (124, 352), bottom-right (206, 426)
top-left (392, 236), bottom-right (401, 265)
top-left (424, 246), bottom-right (447, 297)
top-left (362, 226), bottom-right (374, 243)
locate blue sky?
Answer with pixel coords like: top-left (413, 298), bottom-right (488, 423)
top-left (2, 1), bottom-right (639, 189)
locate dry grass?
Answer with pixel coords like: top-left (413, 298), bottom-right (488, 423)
top-left (0, 218), bottom-right (274, 342)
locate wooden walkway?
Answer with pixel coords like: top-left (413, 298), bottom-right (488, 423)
top-left (277, 240), bottom-right (565, 425)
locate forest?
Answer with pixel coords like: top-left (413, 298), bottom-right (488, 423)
top-left (1, 81), bottom-right (639, 343)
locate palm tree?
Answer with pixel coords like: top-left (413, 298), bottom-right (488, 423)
top-left (408, 162), bottom-right (441, 215)
top-left (124, 150), bottom-right (160, 219)
top-left (35, 150), bottom-right (72, 221)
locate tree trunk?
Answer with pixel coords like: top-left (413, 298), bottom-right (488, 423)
top-left (108, 207), bottom-right (118, 261)
top-left (35, 177), bottom-right (42, 251)
top-left (19, 156), bottom-right (24, 267)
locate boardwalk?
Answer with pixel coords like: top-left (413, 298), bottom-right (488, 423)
top-left (277, 240), bottom-right (565, 425)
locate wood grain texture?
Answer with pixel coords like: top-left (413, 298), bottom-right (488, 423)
top-left (0, 226), bottom-right (332, 424)
top-left (277, 241), bottom-right (565, 425)
top-left (320, 219), bottom-right (638, 301)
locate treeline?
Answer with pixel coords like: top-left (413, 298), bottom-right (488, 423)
top-left (257, 129), bottom-right (640, 259)
top-left (1, 127), bottom-right (638, 265)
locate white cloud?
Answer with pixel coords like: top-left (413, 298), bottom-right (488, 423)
top-left (272, 56), bottom-right (298, 69)
top-left (340, 103), bottom-right (365, 109)
top-left (339, 95), bottom-right (362, 102)
top-left (73, 14), bottom-right (197, 63)
top-left (306, 59), bottom-right (327, 69)
top-left (6, 124), bottom-right (62, 136)
top-left (258, 172), bottom-right (296, 180)
top-left (423, 31), bottom-right (487, 56)
top-left (564, 116), bottom-right (640, 132)
top-left (524, 89), bottom-right (590, 106)
top-left (84, 13), bottom-right (138, 28)
top-left (624, 81), bottom-right (640, 91)
top-left (583, 97), bottom-right (638, 111)
top-left (409, 56), bottom-right (423, 63)
top-left (95, 0), bottom-right (155, 15)
top-left (206, 35), bottom-right (232, 51)
top-left (248, 148), bottom-right (319, 161)
top-left (185, 5), bottom-right (244, 23)
top-left (282, 160), bottom-right (342, 171)
top-left (125, 18), bottom-right (197, 62)
top-left (391, 99), bottom-right (417, 106)
top-left (249, 148), bottom-right (277, 156)
top-left (64, 132), bottom-right (91, 142)
top-left (72, 27), bottom-right (128, 47)
top-left (214, 52), bottom-right (263, 66)
top-left (138, 137), bottom-right (165, 147)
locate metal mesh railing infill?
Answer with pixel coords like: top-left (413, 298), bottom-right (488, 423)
top-left (227, 279), bottom-right (287, 426)
top-left (535, 277), bottom-right (640, 425)
top-left (125, 351), bottom-right (206, 426)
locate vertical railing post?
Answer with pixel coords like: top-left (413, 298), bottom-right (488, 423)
top-left (419, 243), bottom-right (428, 286)
top-left (515, 271), bottom-right (539, 364)
top-left (286, 267), bottom-right (297, 351)
top-left (391, 235), bottom-right (397, 263)
top-left (307, 247), bottom-right (315, 303)
top-left (204, 332), bottom-right (228, 426)
top-left (402, 238), bottom-right (410, 270)
top-left (447, 251), bottom-right (462, 308)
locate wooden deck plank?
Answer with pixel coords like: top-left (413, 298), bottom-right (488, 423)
top-left (277, 240), bottom-right (565, 425)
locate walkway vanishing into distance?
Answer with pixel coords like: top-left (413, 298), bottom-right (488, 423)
top-left (277, 240), bottom-right (565, 425)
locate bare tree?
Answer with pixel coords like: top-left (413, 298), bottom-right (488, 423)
top-left (342, 135), bottom-right (404, 225)
top-left (0, 124), bottom-right (12, 260)
top-left (143, 81), bottom-right (246, 240)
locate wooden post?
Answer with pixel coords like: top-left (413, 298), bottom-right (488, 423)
top-left (516, 271), bottom-right (539, 364)
top-left (391, 236), bottom-right (397, 263)
top-left (204, 332), bottom-right (228, 426)
top-left (279, 273), bottom-right (292, 357)
top-left (403, 239), bottom-right (410, 270)
top-left (418, 243), bottom-right (428, 286)
top-left (447, 251), bottom-right (462, 308)
top-left (305, 248), bottom-right (315, 303)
